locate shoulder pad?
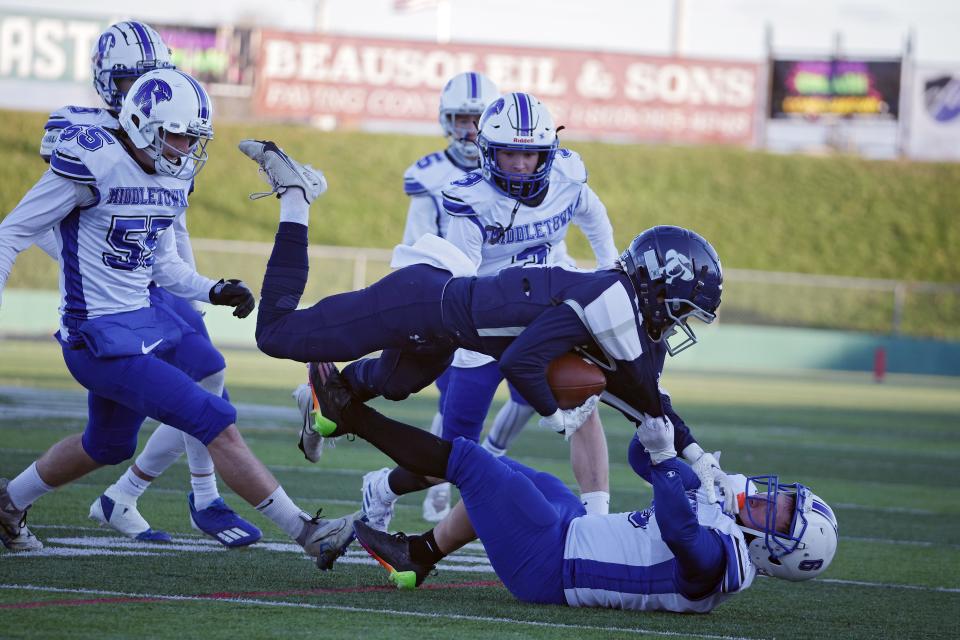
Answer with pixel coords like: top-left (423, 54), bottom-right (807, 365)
top-left (551, 148), bottom-right (588, 183)
top-left (49, 125), bottom-right (120, 184)
top-left (441, 171), bottom-right (496, 217)
top-left (403, 151), bottom-right (453, 196)
top-left (49, 147), bottom-right (96, 184)
top-left (44, 106), bottom-right (117, 132)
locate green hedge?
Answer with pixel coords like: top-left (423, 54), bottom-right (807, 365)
top-left (2, 109), bottom-right (958, 282)
top-left (3, 110), bottom-right (959, 338)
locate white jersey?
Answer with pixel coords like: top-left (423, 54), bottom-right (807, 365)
top-left (0, 125), bottom-right (214, 338)
top-left (563, 491), bottom-right (755, 613)
top-left (401, 149), bottom-right (476, 244)
top-left (443, 149), bottom-right (619, 368)
top-left (40, 105), bottom-right (120, 161)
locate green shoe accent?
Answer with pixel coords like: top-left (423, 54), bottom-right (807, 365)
top-left (312, 413), bottom-right (338, 437)
top-left (390, 570), bottom-right (418, 590)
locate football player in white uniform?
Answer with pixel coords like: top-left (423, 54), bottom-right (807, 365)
top-left (357, 92), bottom-right (620, 532)
top-left (1, 21), bottom-right (260, 547)
top-left (0, 69), bottom-right (360, 567)
top-left (312, 364), bottom-right (839, 609)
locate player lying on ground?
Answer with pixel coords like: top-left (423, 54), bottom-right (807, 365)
top-left (310, 361), bottom-right (839, 610)
top-left (243, 140), bottom-right (735, 508)
top-left (0, 70), bottom-right (359, 564)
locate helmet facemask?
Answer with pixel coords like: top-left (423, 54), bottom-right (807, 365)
top-left (441, 110), bottom-right (484, 162)
top-left (739, 475), bottom-right (839, 581)
top-left (480, 138), bottom-right (559, 200)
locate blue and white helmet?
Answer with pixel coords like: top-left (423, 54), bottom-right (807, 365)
top-left (91, 21), bottom-right (174, 110)
top-left (738, 476), bottom-right (839, 582)
top-left (118, 69), bottom-right (213, 180)
top-left (439, 71), bottom-right (499, 162)
top-left (477, 92), bottom-right (559, 200)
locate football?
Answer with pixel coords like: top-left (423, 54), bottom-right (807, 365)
top-left (547, 353), bottom-right (606, 409)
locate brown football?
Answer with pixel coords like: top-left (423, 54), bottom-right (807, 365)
top-left (547, 353), bottom-right (606, 409)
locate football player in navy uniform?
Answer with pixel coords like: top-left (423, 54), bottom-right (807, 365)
top-left (0, 21), bottom-right (259, 548)
top-left (246, 141), bottom-right (736, 514)
top-left (0, 70), bottom-right (359, 566)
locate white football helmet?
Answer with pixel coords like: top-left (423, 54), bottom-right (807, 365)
top-left (439, 71), bottom-right (499, 163)
top-left (92, 21), bottom-right (174, 110)
top-left (119, 69), bottom-right (213, 180)
top-left (477, 92), bottom-right (560, 200)
top-left (738, 476), bottom-right (838, 582)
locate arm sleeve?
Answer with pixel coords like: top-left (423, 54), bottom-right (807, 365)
top-left (0, 171), bottom-right (83, 296)
top-left (444, 214), bottom-right (485, 269)
top-left (402, 196), bottom-right (441, 245)
top-left (649, 458), bottom-right (725, 598)
top-left (498, 303), bottom-right (595, 416)
top-left (171, 213), bottom-right (197, 270)
top-left (574, 185), bottom-right (619, 269)
top-left (150, 220), bottom-right (217, 301)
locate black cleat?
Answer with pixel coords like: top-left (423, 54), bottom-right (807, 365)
top-left (353, 520), bottom-right (434, 589)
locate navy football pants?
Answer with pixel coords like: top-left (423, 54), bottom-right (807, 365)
top-left (255, 222), bottom-right (457, 401)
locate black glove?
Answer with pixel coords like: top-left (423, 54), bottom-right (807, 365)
top-left (209, 279), bottom-right (255, 318)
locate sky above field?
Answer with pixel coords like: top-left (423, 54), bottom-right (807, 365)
top-left (4, 0), bottom-right (958, 63)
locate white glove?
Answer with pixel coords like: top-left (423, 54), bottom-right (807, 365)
top-left (539, 395), bottom-right (599, 441)
top-left (690, 450), bottom-right (739, 514)
top-left (636, 412), bottom-right (676, 464)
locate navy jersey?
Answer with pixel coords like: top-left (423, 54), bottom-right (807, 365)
top-left (440, 264), bottom-right (696, 451)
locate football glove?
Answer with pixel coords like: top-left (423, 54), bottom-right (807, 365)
top-left (539, 395), bottom-right (599, 441)
top-left (690, 450), bottom-right (738, 514)
top-left (209, 279), bottom-right (255, 318)
top-left (636, 412), bottom-right (676, 464)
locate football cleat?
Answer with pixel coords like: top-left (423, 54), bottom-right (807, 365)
top-left (189, 493), bottom-right (262, 548)
top-left (0, 478), bottom-right (43, 551)
top-left (89, 492), bottom-right (172, 542)
top-left (293, 382), bottom-right (328, 463)
top-left (421, 482), bottom-right (451, 523)
top-left (362, 467), bottom-right (397, 532)
top-left (296, 509), bottom-right (364, 570)
top-left (238, 139), bottom-right (327, 204)
top-left (353, 520), bottom-right (434, 589)
top-left (307, 361), bottom-right (355, 436)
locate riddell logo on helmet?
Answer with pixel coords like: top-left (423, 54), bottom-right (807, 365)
top-left (513, 137), bottom-right (535, 143)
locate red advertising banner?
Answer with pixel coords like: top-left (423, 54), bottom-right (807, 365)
top-left (253, 31), bottom-right (761, 145)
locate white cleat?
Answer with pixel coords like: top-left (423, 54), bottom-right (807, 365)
top-left (0, 478), bottom-right (42, 552)
top-left (361, 468), bottom-right (397, 532)
top-left (238, 139), bottom-right (327, 204)
top-left (422, 482), bottom-right (451, 523)
top-left (89, 492), bottom-right (172, 542)
top-left (293, 383), bottom-right (329, 463)
top-left (296, 510), bottom-right (364, 570)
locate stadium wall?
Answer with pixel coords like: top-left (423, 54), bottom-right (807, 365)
top-left (3, 289), bottom-right (958, 377)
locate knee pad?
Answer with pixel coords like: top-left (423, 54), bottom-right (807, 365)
top-left (83, 433), bottom-right (138, 465)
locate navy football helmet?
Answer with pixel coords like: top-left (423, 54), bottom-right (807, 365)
top-left (619, 225), bottom-right (722, 355)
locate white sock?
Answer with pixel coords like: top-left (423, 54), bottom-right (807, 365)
top-left (256, 486), bottom-right (309, 538)
top-left (191, 474), bottom-right (220, 511)
top-left (429, 411), bottom-right (443, 437)
top-left (382, 470), bottom-right (399, 502)
top-left (107, 467), bottom-right (151, 503)
top-left (134, 423), bottom-right (187, 477)
top-left (279, 190), bottom-right (309, 225)
top-left (580, 491), bottom-right (610, 516)
top-left (7, 462), bottom-right (54, 510)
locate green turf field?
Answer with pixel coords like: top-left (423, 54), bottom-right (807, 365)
top-left (1, 340), bottom-right (958, 639)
